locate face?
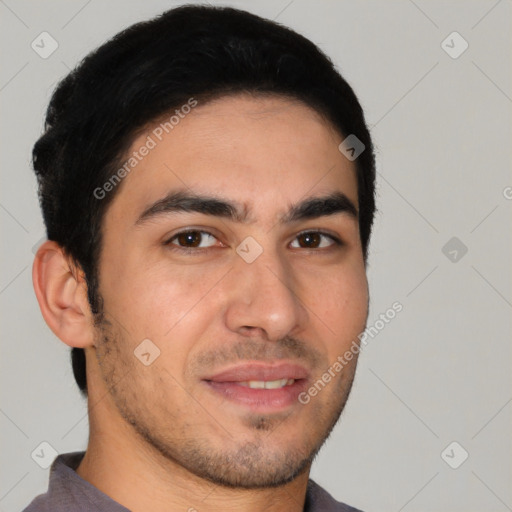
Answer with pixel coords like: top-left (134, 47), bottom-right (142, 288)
top-left (92, 94), bottom-right (369, 488)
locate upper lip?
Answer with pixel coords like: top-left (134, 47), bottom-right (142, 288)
top-left (204, 362), bottom-right (310, 383)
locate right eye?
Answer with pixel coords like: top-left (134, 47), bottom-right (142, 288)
top-left (164, 230), bottom-right (220, 251)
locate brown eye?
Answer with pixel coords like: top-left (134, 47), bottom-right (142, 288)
top-left (168, 230), bottom-right (218, 249)
top-left (298, 232), bottom-right (321, 248)
top-left (177, 231), bottom-right (201, 247)
top-left (290, 231), bottom-right (339, 249)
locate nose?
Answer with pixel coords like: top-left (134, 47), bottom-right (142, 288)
top-left (223, 246), bottom-right (308, 341)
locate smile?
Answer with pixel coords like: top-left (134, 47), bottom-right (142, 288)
top-left (237, 378), bottom-right (295, 389)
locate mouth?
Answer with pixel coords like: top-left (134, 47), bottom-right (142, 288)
top-left (202, 362), bottom-right (310, 413)
top-left (237, 378), bottom-right (296, 389)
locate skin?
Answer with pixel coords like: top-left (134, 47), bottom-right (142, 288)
top-left (33, 94), bottom-right (369, 512)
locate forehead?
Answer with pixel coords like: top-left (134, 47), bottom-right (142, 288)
top-left (105, 94), bottom-right (358, 226)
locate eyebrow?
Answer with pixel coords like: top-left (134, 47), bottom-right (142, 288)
top-left (134, 189), bottom-right (358, 227)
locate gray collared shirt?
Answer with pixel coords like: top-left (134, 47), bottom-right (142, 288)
top-left (22, 452), bottom-right (363, 512)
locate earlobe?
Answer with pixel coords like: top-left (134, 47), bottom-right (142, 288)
top-left (32, 240), bottom-right (95, 349)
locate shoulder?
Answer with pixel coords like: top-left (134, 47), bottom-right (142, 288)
top-left (22, 495), bottom-right (47, 512)
top-left (21, 451), bottom-right (130, 512)
top-left (306, 479), bottom-right (365, 512)
top-left (21, 452), bottom-right (85, 512)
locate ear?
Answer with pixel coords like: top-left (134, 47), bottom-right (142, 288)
top-left (32, 240), bottom-right (95, 348)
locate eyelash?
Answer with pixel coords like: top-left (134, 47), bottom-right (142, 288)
top-left (163, 229), bottom-right (343, 254)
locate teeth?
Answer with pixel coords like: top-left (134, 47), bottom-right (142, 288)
top-left (239, 378), bottom-right (295, 389)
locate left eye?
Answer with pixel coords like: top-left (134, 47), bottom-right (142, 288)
top-left (167, 230), bottom-right (218, 248)
top-left (290, 231), bottom-right (338, 249)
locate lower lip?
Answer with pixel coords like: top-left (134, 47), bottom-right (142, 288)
top-left (204, 379), bottom-right (308, 413)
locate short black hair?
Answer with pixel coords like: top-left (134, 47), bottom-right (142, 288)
top-left (32, 4), bottom-right (376, 397)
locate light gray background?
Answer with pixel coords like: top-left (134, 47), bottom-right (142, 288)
top-left (1, 1), bottom-right (511, 511)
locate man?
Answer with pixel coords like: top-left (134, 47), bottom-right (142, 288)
top-left (25, 4), bottom-right (375, 511)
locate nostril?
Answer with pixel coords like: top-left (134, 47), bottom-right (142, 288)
top-left (239, 326), bottom-right (267, 338)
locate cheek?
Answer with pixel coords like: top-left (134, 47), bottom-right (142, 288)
top-left (103, 261), bottom-right (224, 346)
top-left (306, 265), bottom-right (368, 340)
